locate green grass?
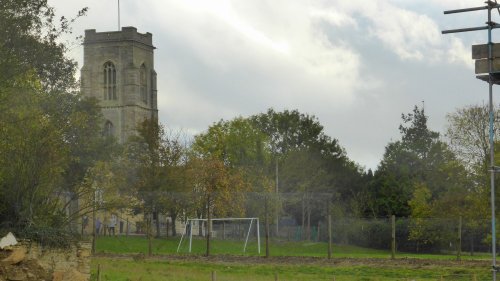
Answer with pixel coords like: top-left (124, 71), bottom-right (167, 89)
top-left (91, 257), bottom-right (489, 281)
top-left (92, 236), bottom-right (492, 280)
top-left (95, 235), bottom-right (491, 260)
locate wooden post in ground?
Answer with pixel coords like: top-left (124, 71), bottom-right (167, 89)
top-left (274, 272), bottom-right (279, 281)
top-left (457, 216), bottom-right (462, 261)
top-left (472, 273), bottom-right (477, 281)
top-left (211, 271), bottom-right (216, 281)
top-left (97, 264), bottom-right (101, 281)
top-left (391, 215), bottom-right (396, 259)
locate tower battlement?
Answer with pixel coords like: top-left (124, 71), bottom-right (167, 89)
top-left (83, 27), bottom-right (154, 48)
top-left (81, 26), bottom-right (157, 143)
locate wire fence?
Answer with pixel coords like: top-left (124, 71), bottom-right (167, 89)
top-left (85, 192), bottom-right (494, 259)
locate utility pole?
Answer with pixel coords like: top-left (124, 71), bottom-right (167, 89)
top-left (442, 2), bottom-right (500, 280)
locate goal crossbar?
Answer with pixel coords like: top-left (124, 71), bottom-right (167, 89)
top-left (176, 217), bottom-right (260, 254)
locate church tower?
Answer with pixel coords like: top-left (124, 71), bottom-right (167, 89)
top-left (81, 27), bottom-right (158, 143)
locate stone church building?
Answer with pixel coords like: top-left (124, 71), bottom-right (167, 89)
top-left (78, 27), bottom-right (174, 236)
top-left (80, 26), bottom-right (158, 143)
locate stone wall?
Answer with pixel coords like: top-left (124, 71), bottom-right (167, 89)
top-left (20, 241), bottom-right (91, 280)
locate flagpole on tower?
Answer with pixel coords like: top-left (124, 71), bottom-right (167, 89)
top-left (118, 0), bottom-right (121, 30)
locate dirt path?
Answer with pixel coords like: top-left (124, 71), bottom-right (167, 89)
top-left (93, 253), bottom-right (490, 269)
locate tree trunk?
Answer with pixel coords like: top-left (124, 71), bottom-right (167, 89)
top-left (301, 196), bottom-right (305, 240)
top-left (327, 209), bottom-right (332, 259)
top-left (265, 196), bottom-right (270, 258)
top-left (198, 210), bottom-right (203, 236)
top-left (166, 219), bottom-right (169, 238)
top-left (470, 234), bottom-right (475, 256)
top-left (148, 213), bottom-right (152, 257)
top-left (206, 195), bottom-right (211, 257)
top-left (171, 210), bottom-right (177, 237)
top-left (92, 191), bottom-right (96, 255)
top-left (307, 200), bottom-right (311, 241)
top-left (155, 211), bottom-right (161, 238)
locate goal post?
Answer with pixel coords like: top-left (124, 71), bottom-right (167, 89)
top-left (177, 217), bottom-right (260, 254)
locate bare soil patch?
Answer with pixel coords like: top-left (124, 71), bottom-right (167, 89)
top-left (94, 253), bottom-right (490, 269)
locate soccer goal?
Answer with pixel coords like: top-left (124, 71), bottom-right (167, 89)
top-left (176, 217), bottom-right (260, 254)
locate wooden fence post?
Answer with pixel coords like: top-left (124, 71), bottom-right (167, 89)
top-left (97, 264), bottom-right (101, 281)
top-left (391, 215), bottom-right (396, 259)
top-left (211, 271), bottom-right (216, 281)
top-left (274, 272), bottom-right (279, 281)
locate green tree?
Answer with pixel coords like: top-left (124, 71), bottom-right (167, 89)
top-left (446, 104), bottom-right (499, 173)
top-left (0, 73), bottom-right (113, 243)
top-left (251, 109), bottom-right (365, 219)
top-left (0, 0), bottom-right (113, 247)
top-left (371, 105), bottom-right (467, 217)
top-left (408, 183), bottom-right (435, 251)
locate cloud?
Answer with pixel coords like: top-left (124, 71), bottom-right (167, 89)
top-left (142, 0), bottom-right (368, 109)
top-left (310, 0), bottom-right (473, 67)
top-left (47, 0), bottom-right (484, 170)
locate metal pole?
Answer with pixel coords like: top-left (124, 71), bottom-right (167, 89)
top-left (243, 219), bottom-right (253, 253)
top-left (489, 4), bottom-right (497, 278)
top-left (176, 222), bottom-right (188, 253)
top-left (441, 3), bottom-right (498, 279)
top-left (444, 5), bottom-right (499, 14)
top-left (118, 0), bottom-right (121, 30)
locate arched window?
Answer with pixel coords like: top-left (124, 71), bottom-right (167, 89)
top-left (103, 120), bottom-right (114, 137)
top-left (103, 62), bottom-right (117, 100)
top-left (140, 64), bottom-right (147, 104)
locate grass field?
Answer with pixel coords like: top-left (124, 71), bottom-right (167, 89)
top-left (95, 235), bottom-right (490, 260)
top-left (91, 236), bottom-right (492, 280)
top-left (91, 257), bottom-right (490, 281)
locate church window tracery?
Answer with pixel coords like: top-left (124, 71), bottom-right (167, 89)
top-left (103, 62), bottom-right (117, 100)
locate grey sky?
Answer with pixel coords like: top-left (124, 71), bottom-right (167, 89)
top-left (49, 0), bottom-right (492, 170)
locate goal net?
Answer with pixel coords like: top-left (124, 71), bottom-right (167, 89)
top-left (176, 217), bottom-right (260, 254)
